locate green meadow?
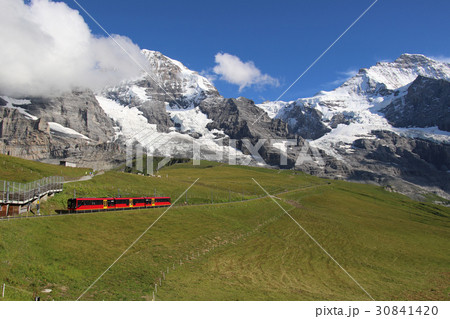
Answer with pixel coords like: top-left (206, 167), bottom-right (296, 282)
top-left (0, 156), bottom-right (448, 300)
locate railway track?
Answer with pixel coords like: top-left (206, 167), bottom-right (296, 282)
top-left (0, 183), bottom-right (330, 222)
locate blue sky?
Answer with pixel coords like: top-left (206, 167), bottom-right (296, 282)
top-left (62, 0), bottom-right (450, 102)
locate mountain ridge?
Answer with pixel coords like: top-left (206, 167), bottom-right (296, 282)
top-left (0, 51), bottom-right (449, 200)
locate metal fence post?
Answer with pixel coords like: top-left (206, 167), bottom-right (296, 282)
top-left (37, 183), bottom-right (41, 216)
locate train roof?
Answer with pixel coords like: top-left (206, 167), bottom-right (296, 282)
top-left (70, 196), bottom-right (170, 200)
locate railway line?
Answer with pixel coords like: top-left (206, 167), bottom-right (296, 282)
top-left (0, 183), bottom-right (330, 222)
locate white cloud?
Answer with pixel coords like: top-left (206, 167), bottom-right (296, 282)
top-left (430, 55), bottom-right (450, 64)
top-left (327, 68), bottom-right (358, 87)
top-left (200, 69), bottom-right (217, 84)
top-left (212, 53), bottom-right (279, 91)
top-left (0, 0), bottom-right (148, 97)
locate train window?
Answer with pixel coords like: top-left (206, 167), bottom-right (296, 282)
top-left (107, 200), bottom-right (115, 206)
top-left (68, 199), bottom-right (75, 209)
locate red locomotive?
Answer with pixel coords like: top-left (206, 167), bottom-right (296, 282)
top-left (67, 196), bottom-right (171, 213)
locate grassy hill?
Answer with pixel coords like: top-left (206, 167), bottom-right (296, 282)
top-left (0, 154), bottom-right (92, 182)
top-left (0, 157), bottom-right (448, 301)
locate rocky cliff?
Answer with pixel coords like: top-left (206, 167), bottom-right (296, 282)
top-left (382, 76), bottom-right (450, 131)
top-left (0, 93), bottom-right (124, 169)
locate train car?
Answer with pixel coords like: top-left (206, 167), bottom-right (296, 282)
top-left (153, 197), bottom-right (171, 207)
top-left (67, 196), bottom-right (171, 213)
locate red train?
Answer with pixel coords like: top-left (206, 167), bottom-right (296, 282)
top-left (67, 196), bottom-right (171, 213)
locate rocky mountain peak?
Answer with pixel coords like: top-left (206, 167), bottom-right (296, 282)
top-left (140, 49), bottom-right (219, 100)
top-left (394, 53), bottom-right (436, 64)
top-left (357, 53), bottom-right (450, 91)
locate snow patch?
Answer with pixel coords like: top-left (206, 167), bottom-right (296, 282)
top-left (48, 122), bottom-right (90, 140)
top-left (96, 95), bottom-right (252, 163)
top-left (394, 126), bottom-right (450, 144)
top-left (96, 95), bottom-right (157, 139)
top-left (256, 100), bottom-right (291, 119)
top-left (165, 103), bottom-right (218, 137)
top-left (0, 96), bottom-right (37, 120)
top-left (131, 85), bottom-right (149, 102)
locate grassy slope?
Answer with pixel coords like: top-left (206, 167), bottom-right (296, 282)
top-left (0, 159), bottom-right (448, 301)
top-left (158, 183), bottom-right (449, 301)
top-left (0, 154), bottom-right (91, 182)
top-left (42, 161), bottom-right (322, 215)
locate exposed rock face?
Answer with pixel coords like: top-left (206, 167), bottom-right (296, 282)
top-left (281, 101), bottom-right (331, 139)
top-left (329, 113), bottom-right (351, 129)
top-left (349, 130), bottom-right (450, 198)
top-left (0, 93), bottom-right (124, 169)
top-left (200, 96), bottom-right (289, 140)
top-left (0, 107), bottom-right (51, 159)
top-left (47, 139), bottom-right (124, 170)
top-left (198, 96), bottom-right (292, 165)
top-left (275, 129), bottom-right (450, 200)
top-left (382, 76), bottom-right (450, 131)
top-left (23, 90), bottom-right (116, 142)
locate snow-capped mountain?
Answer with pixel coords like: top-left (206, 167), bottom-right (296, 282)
top-left (140, 49), bottom-right (218, 103)
top-left (96, 50), bottom-right (265, 162)
top-left (257, 54), bottom-right (450, 155)
top-left (254, 54), bottom-right (450, 198)
top-left (1, 51), bottom-right (449, 199)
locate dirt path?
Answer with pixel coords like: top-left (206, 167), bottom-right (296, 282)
top-left (63, 171), bottom-right (104, 184)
